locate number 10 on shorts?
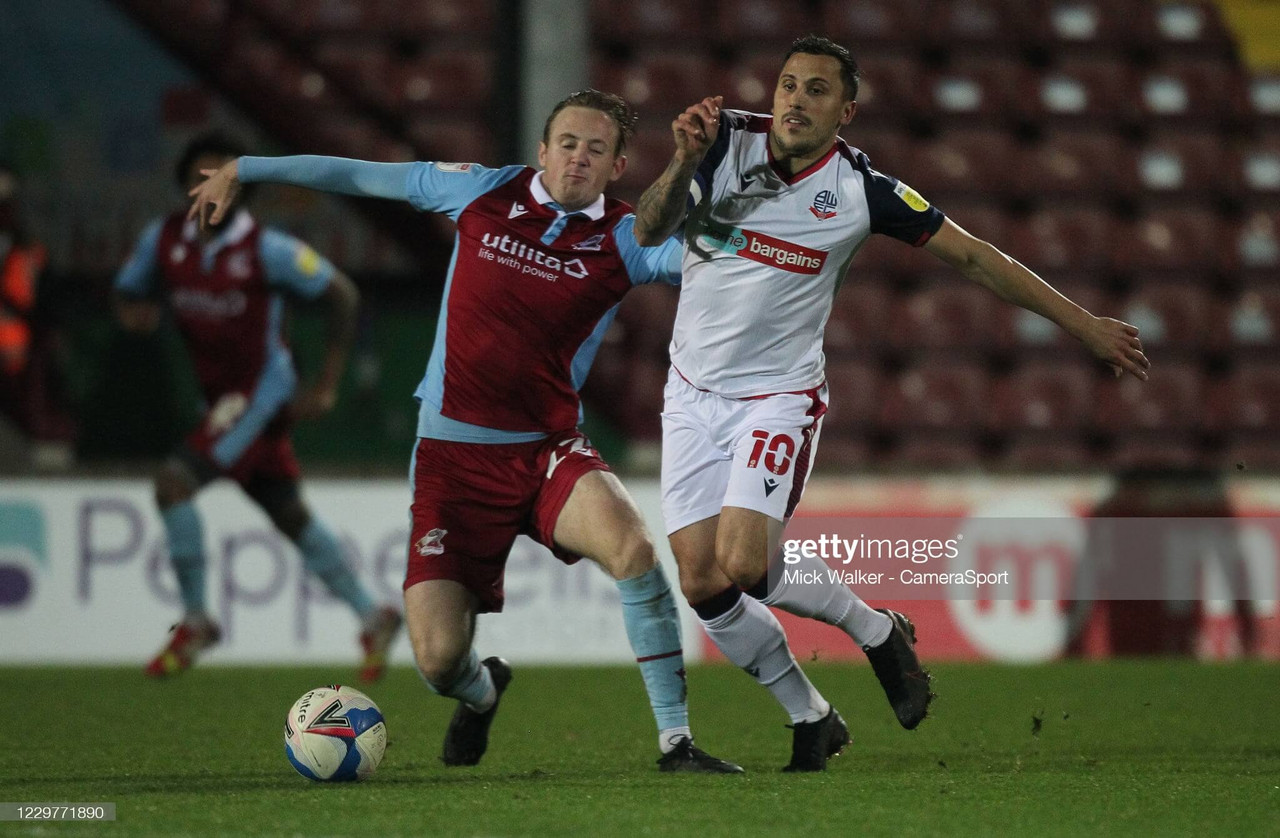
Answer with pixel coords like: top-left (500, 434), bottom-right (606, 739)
top-left (746, 430), bottom-right (796, 475)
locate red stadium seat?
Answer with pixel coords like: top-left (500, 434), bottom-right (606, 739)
top-left (926, 57), bottom-right (1025, 125)
top-left (611, 126), bottom-right (678, 207)
top-left (904, 129), bottom-right (1020, 199)
top-left (406, 119), bottom-right (495, 166)
top-left (1135, 1), bottom-right (1235, 59)
top-left (394, 51), bottom-right (493, 114)
top-left (1228, 286), bottom-right (1280, 350)
top-left (1023, 58), bottom-right (1135, 127)
top-left (1002, 435), bottom-right (1097, 470)
top-left (1244, 72), bottom-right (1280, 129)
top-left (1130, 131), bottom-right (1227, 200)
top-left (842, 126), bottom-right (914, 171)
top-left (1094, 363), bottom-right (1204, 431)
top-left (255, 0), bottom-right (371, 35)
top-left (1022, 0), bottom-right (1141, 54)
top-left (989, 361), bottom-right (1096, 432)
top-left (1117, 209), bottom-right (1223, 275)
top-left (825, 281), bottom-right (894, 357)
top-left (890, 282), bottom-right (1008, 351)
top-left (1223, 436), bottom-right (1280, 472)
top-left (615, 284), bottom-right (680, 363)
top-left (1004, 206), bottom-right (1115, 273)
top-left (313, 42), bottom-right (394, 110)
top-left (1204, 363), bottom-right (1280, 432)
top-left (1134, 61), bottom-right (1246, 128)
top-left (820, 360), bottom-right (883, 433)
top-left (850, 54), bottom-right (929, 129)
top-left (592, 52), bottom-right (715, 117)
top-left (1109, 434), bottom-right (1207, 471)
top-left (1231, 212), bottom-right (1280, 278)
top-left (934, 200), bottom-right (1009, 244)
top-left (1234, 134), bottom-right (1280, 205)
top-left (395, 0), bottom-right (495, 38)
top-left (1021, 129), bottom-right (1133, 200)
top-left (716, 0), bottom-right (817, 47)
top-left (821, 0), bottom-right (929, 49)
top-left (889, 435), bottom-right (983, 469)
top-left (590, 0), bottom-right (706, 45)
top-left (1119, 282), bottom-right (1226, 353)
top-left (1008, 281), bottom-right (1111, 350)
top-left (812, 433), bottom-right (873, 471)
top-left (879, 362), bottom-right (990, 430)
top-left (923, 0), bottom-right (1028, 50)
top-left (719, 52), bottom-right (782, 114)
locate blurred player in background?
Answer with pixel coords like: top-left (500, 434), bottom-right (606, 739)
top-left (188, 92), bottom-right (742, 773)
top-left (634, 35), bottom-right (1151, 770)
top-left (0, 162), bottom-right (46, 427)
top-left (114, 132), bottom-right (403, 682)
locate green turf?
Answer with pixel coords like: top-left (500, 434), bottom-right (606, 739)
top-left (2, 661), bottom-right (1277, 837)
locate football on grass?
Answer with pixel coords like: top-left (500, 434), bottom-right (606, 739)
top-left (284, 685), bottom-right (387, 781)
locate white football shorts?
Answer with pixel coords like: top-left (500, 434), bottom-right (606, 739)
top-left (660, 366), bottom-right (827, 535)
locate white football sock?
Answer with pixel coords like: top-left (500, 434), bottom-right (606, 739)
top-left (760, 550), bottom-right (892, 647)
top-left (701, 593), bottom-right (829, 724)
top-left (659, 726), bottom-right (693, 754)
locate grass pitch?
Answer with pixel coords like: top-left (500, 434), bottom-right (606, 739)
top-left (2, 661), bottom-right (1277, 836)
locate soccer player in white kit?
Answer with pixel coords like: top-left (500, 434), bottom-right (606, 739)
top-left (634, 35), bottom-right (1151, 770)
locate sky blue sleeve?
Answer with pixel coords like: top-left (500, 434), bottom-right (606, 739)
top-left (613, 214), bottom-right (683, 287)
top-left (114, 219), bottom-right (163, 297)
top-left (259, 229), bottom-right (336, 300)
top-left (403, 163), bottom-right (526, 220)
top-left (238, 155), bottom-right (419, 201)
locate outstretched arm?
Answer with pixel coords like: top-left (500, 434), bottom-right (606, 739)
top-left (924, 218), bottom-right (1150, 380)
top-left (633, 96), bottom-right (722, 246)
top-left (188, 156), bottom-right (419, 229)
top-left (293, 269), bottom-right (359, 421)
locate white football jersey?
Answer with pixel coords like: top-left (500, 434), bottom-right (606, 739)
top-left (670, 109), bottom-right (945, 398)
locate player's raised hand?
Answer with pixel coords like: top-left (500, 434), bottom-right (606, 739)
top-left (187, 160), bottom-right (242, 230)
top-left (672, 96), bottom-right (723, 162)
top-left (1079, 316), bottom-right (1150, 380)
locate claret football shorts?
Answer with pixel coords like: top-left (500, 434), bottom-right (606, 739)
top-left (403, 428), bottom-right (610, 612)
top-left (660, 366), bottom-right (827, 535)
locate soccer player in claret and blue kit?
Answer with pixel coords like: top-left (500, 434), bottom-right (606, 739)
top-left (634, 35), bottom-right (1152, 770)
top-left (115, 133), bottom-right (404, 682)
top-left (187, 92), bottom-right (742, 773)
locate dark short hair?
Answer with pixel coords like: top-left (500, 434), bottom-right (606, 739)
top-left (784, 35), bottom-right (860, 101)
top-left (174, 131), bottom-right (249, 188)
top-left (542, 89), bottom-right (637, 156)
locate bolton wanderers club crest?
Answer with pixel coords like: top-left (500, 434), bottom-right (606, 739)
top-left (810, 190), bottom-right (838, 220)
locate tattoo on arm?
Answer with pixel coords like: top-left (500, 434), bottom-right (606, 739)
top-left (634, 156), bottom-right (699, 246)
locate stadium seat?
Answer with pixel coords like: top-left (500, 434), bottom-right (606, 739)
top-left (1204, 363), bottom-right (1280, 432)
top-left (1001, 435), bottom-right (1097, 470)
top-left (1003, 206), bottom-right (1115, 273)
top-left (812, 433), bottom-right (872, 471)
top-left (842, 126), bottom-right (915, 171)
top-left (819, 360), bottom-right (883, 433)
top-left (932, 200), bottom-right (1008, 244)
top-left (1118, 209), bottom-right (1224, 276)
top-left (1244, 72), bottom-right (1280, 129)
top-left (889, 435), bottom-right (983, 469)
top-left (1008, 281), bottom-right (1112, 350)
top-left (904, 129), bottom-right (1019, 199)
top-left (927, 57), bottom-right (1025, 126)
top-left (1022, 0), bottom-right (1141, 54)
top-left (878, 362), bottom-right (990, 430)
top-left (824, 280), bottom-right (894, 357)
top-left (1235, 134), bottom-right (1280, 205)
top-left (396, 0), bottom-right (494, 38)
top-left (1231, 212), bottom-right (1280, 278)
top-left (615, 283), bottom-right (679, 363)
top-left (1135, 1), bottom-right (1235, 59)
top-left (254, 0), bottom-right (372, 35)
top-left (1134, 61), bottom-right (1245, 128)
top-left (1022, 129), bottom-right (1133, 201)
top-left (619, 360), bottom-right (670, 440)
top-left (719, 52), bottom-right (783, 114)
top-left (313, 42), bottom-right (394, 110)
top-left (1223, 435), bottom-right (1280, 471)
top-left (820, 0), bottom-right (929, 50)
top-left (1119, 282), bottom-right (1225, 353)
top-left (611, 125), bottom-right (677, 206)
top-left (1228, 286), bottom-right (1280, 350)
top-left (1093, 363), bottom-right (1204, 432)
top-left (889, 282), bottom-right (1008, 351)
top-left (717, 0), bottom-right (817, 46)
top-left (923, 0), bottom-right (1027, 51)
top-left (1131, 131), bottom-right (1226, 200)
top-left (592, 52), bottom-right (715, 116)
top-left (1109, 434), bottom-right (1207, 471)
top-left (1024, 58), bottom-right (1134, 128)
top-left (849, 54), bottom-right (928, 129)
top-left (406, 118), bottom-right (495, 166)
top-left (989, 361), bottom-right (1096, 432)
top-left (394, 51), bottom-right (494, 114)
top-left (590, 0), bottom-right (708, 45)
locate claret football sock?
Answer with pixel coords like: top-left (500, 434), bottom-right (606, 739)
top-left (422, 648), bottom-right (497, 713)
top-left (750, 549), bottom-right (892, 648)
top-left (695, 586), bottom-right (829, 724)
top-left (161, 501), bottom-right (207, 615)
top-left (615, 565), bottom-right (691, 750)
top-left (297, 520), bottom-right (376, 617)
